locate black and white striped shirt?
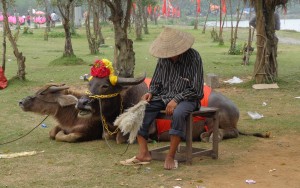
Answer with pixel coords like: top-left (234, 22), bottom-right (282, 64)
top-left (149, 48), bottom-right (204, 104)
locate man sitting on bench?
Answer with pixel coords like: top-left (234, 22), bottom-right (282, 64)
top-left (120, 27), bottom-right (204, 170)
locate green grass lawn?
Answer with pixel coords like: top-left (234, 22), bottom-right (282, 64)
top-left (0, 23), bottom-right (299, 187)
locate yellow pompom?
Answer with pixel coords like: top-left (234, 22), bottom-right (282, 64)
top-left (88, 76), bottom-right (93, 81)
top-left (109, 75), bottom-right (118, 86)
top-left (102, 59), bottom-right (115, 75)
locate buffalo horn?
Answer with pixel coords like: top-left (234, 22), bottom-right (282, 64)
top-left (116, 72), bottom-right (146, 86)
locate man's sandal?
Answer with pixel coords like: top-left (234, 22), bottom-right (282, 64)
top-left (120, 156), bottom-right (150, 166)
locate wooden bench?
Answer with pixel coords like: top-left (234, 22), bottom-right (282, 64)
top-left (150, 107), bottom-right (219, 164)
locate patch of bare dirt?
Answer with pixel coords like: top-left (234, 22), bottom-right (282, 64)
top-left (178, 134), bottom-right (300, 188)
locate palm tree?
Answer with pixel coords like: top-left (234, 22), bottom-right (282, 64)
top-left (246, 0), bottom-right (288, 83)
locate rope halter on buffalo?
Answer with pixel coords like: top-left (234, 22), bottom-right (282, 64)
top-left (85, 90), bottom-right (123, 135)
top-left (86, 58), bottom-right (122, 135)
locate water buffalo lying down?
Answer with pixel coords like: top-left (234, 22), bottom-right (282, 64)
top-left (19, 84), bottom-right (102, 142)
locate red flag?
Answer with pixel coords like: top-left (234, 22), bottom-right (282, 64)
top-left (177, 7), bottom-right (181, 17)
top-left (173, 7), bottom-right (176, 17)
top-left (162, 0), bottom-right (166, 15)
top-left (197, 0), bottom-right (201, 13)
top-left (147, 5), bottom-right (152, 15)
top-left (167, 0), bottom-right (170, 17)
top-left (283, 5), bottom-right (287, 15)
top-left (154, 5), bottom-right (158, 14)
top-left (132, 3), bottom-right (136, 10)
top-left (221, 0), bottom-right (226, 14)
top-left (0, 67), bottom-right (8, 89)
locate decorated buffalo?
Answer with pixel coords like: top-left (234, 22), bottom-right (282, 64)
top-left (19, 84), bottom-right (102, 142)
top-left (76, 59), bottom-right (148, 144)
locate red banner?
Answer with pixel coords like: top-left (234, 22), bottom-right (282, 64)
top-left (147, 5), bottom-right (152, 15)
top-left (197, 0), bottom-right (201, 13)
top-left (173, 7), bottom-right (177, 17)
top-left (154, 5), bottom-right (158, 15)
top-left (177, 7), bottom-right (181, 17)
top-left (221, 0), bottom-right (226, 14)
top-left (162, 0), bottom-right (166, 15)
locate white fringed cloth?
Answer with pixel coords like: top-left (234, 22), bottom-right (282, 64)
top-left (114, 100), bottom-right (148, 144)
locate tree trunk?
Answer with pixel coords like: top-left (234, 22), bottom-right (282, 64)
top-left (85, 0), bottom-right (104, 54)
top-left (194, 0), bottom-right (199, 30)
top-left (202, 0), bottom-right (211, 34)
top-left (194, 12), bottom-right (199, 30)
top-left (2, 21), bottom-right (6, 71)
top-left (99, 1), bottom-right (106, 22)
top-left (233, 1), bottom-right (245, 46)
top-left (94, 0), bottom-right (105, 45)
top-left (243, 7), bottom-right (254, 65)
top-left (44, 0), bottom-right (51, 41)
top-left (44, 12), bottom-right (50, 41)
top-left (70, 3), bottom-right (75, 34)
top-left (229, 0), bottom-right (234, 49)
top-left (85, 0), bottom-right (97, 54)
top-left (114, 24), bottom-right (135, 77)
top-left (104, 0), bottom-right (135, 77)
top-left (229, 0), bottom-right (245, 52)
top-left (44, 0), bottom-right (51, 32)
top-left (154, 6), bottom-right (158, 25)
top-left (57, 0), bottom-right (75, 57)
top-left (253, 1), bottom-right (277, 83)
top-left (1, 0), bottom-right (26, 80)
top-left (135, 0), bottom-right (143, 40)
top-left (142, 6), bottom-right (149, 34)
top-left (219, 0), bottom-right (223, 43)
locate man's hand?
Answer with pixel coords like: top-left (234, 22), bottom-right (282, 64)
top-left (141, 93), bottom-right (152, 102)
top-left (165, 99), bottom-right (178, 115)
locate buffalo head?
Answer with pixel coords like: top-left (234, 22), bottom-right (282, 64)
top-left (87, 73), bottom-right (146, 96)
top-left (76, 73), bottom-right (146, 115)
top-left (19, 84), bottom-right (78, 114)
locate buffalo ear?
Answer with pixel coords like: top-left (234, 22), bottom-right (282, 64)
top-left (57, 95), bottom-right (78, 107)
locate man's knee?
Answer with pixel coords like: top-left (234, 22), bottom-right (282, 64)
top-left (172, 109), bottom-right (186, 119)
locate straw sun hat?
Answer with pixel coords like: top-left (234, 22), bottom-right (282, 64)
top-left (149, 27), bottom-right (195, 58)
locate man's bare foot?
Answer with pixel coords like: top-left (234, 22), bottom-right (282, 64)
top-left (164, 156), bottom-right (177, 170)
top-left (135, 151), bottom-right (152, 162)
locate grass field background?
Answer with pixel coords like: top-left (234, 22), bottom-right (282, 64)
top-left (0, 23), bottom-right (299, 187)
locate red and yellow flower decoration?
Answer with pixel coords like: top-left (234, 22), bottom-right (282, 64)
top-left (90, 59), bottom-right (118, 85)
